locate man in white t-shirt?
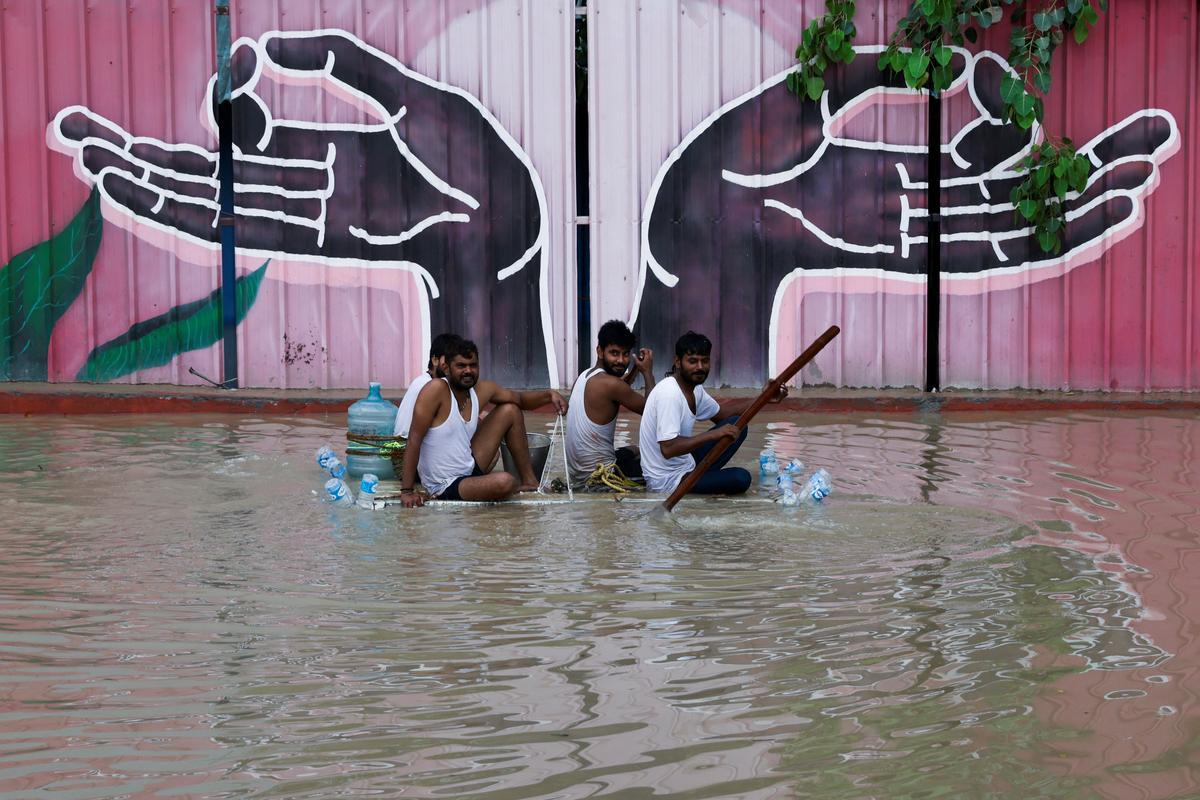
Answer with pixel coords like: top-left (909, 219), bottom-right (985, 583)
top-left (394, 332), bottom-right (460, 438)
top-left (639, 331), bottom-right (787, 495)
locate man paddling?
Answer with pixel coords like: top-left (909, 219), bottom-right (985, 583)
top-left (565, 320), bottom-right (655, 489)
top-left (640, 331), bottom-right (786, 495)
top-left (400, 338), bottom-right (567, 506)
top-left (394, 332), bottom-right (460, 439)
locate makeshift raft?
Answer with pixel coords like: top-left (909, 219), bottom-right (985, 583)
top-left (369, 480), bottom-right (782, 509)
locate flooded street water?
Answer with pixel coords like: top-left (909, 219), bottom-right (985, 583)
top-left (1, 411), bottom-right (1198, 799)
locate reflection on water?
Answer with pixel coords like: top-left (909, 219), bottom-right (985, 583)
top-left (0, 412), bottom-right (1197, 799)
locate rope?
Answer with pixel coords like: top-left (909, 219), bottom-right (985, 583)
top-left (584, 462), bottom-right (643, 494)
top-left (559, 414), bottom-right (573, 501)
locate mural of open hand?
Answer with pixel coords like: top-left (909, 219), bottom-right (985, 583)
top-left (48, 29), bottom-right (552, 384)
top-left (635, 46), bottom-right (1179, 384)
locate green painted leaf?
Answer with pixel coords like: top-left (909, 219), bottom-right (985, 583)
top-left (76, 261), bottom-right (269, 382)
top-left (0, 187), bottom-right (103, 380)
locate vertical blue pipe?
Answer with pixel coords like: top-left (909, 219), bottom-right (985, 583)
top-left (216, 0), bottom-right (238, 388)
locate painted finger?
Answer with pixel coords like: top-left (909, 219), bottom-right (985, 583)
top-left (49, 106), bottom-right (129, 153)
top-left (1081, 109), bottom-right (1177, 166)
top-left (945, 53), bottom-right (1041, 177)
top-left (233, 155), bottom-right (329, 192)
top-left (825, 46), bottom-right (969, 119)
top-left (128, 140), bottom-right (217, 179)
top-left (260, 30), bottom-right (410, 117)
top-left (100, 168), bottom-right (327, 256)
top-left (98, 168), bottom-right (219, 244)
top-left (78, 140), bottom-right (142, 182)
top-left (204, 38), bottom-right (271, 153)
top-left (942, 190), bottom-right (1138, 270)
top-left (935, 160), bottom-right (1154, 239)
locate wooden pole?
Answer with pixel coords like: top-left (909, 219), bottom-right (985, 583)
top-left (660, 325), bottom-right (840, 512)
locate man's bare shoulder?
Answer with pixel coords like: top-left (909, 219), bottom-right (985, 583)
top-left (583, 371), bottom-right (627, 395)
top-left (416, 378), bottom-right (448, 403)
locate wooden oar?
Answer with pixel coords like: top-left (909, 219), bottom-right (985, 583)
top-left (660, 325), bottom-right (841, 513)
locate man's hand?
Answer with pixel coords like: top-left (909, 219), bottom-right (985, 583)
top-left (635, 348), bottom-right (654, 375)
top-left (711, 423), bottom-right (740, 442)
top-left (767, 385), bottom-right (789, 404)
top-left (400, 490), bottom-right (425, 509)
top-left (550, 392), bottom-right (568, 415)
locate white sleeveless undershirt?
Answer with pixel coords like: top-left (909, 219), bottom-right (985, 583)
top-left (417, 379), bottom-right (479, 497)
top-left (394, 372), bottom-right (432, 437)
top-left (565, 367), bottom-right (617, 487)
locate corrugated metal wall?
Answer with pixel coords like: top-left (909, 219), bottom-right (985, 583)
top-left (3, 0), bottom-right (1197, 391)
top-left (1, 0), bottom-right (575, 389)
top-left (590, 0), bottom-right (1200, 390)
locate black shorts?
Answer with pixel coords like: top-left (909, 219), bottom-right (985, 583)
top-left (615, 446), bottom-right (643, 480)
top-left (438, 464), bottom-right (487, 501)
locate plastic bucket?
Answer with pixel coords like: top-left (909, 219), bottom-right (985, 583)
top-left (499, 432), bottom-right (552, 480)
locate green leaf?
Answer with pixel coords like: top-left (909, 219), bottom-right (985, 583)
top-left (1000, 74), bottom-right (1024, 105)
top-left (932, 63), bottom-right (953, 90)
top-left (1035, 165), bottom-right (1051, 186)
top-left (905, 50), bottom-right (930, 83)
top-left (877, 51), bottom-right (892, 71)
top-left (1073, 21), bottom-right (1090, 44)
top-left (805, 75), bottom-right (825, 100)
top-left (1019, 199), bottom-right (1039, 220)
top-left (839, 43), bottom-right (856, 63)
top-left (828, 28), bottom-right (845, 50)
top-left (76, 261), bottom-right (269, 382)
top-left (1054, 176), bottom-right (1069, 197)
top-left (0, 187), bottom-right (103, 380)
top-left (890, 49), bottom-right (908, 72)
top-left (1038, 228), bottom-right (1057, 253)
top-left (1034, 70), bottom-right (1052, 93)
top-left (1067, 0), bottom-right (1084, 12)
top-left (1033, 11), bottom-right (1052, 31)
top-left (934, 45), bottom-right (952, 66)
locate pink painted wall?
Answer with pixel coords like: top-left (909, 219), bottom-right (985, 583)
top-left (592, 0), bottom-right (1199, 390)
top-left (1, 0), bottom-right (575, 389)
top-left (2, 0), bottom-right (1197, 390)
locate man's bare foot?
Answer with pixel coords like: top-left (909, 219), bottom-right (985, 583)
top-left (517, 483), bottom-right (540, 493)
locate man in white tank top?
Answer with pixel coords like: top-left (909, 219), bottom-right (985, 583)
top-left (394, 332), bottom-right (460, 439)
top-left (399, 338), bottom-right (568, 505)
top-left (565, 320), bottom-right (655, 488)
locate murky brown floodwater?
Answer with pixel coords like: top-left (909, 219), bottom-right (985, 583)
top-left (1, 411), bottom-right (1198, 799)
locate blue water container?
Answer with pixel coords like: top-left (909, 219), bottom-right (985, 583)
top-left (346, 382), bottom-right (399, 479)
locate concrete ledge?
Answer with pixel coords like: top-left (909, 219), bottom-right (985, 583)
top-left (2, 382), bottom-right (1199, 416)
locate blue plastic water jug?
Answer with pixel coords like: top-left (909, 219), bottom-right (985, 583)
top-left (346, 382), bottom-right (399, 479)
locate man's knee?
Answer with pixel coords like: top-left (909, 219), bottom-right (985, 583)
top-left (729, 468), bottom-right (751, 494)
top-left (494, 402), bottom-right (522, 423)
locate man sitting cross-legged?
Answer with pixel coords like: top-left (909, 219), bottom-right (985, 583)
top-left (640, 331), bottom-right (787, 496)
top-left (399, 338), bottom-right (567, 506)
top-left (565, 320), bottom-right (655, 489)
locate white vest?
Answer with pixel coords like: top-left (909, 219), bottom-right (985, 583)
top-left (565, 367), bottom-right (617, 487)
top-left (417, 379), bottom-right (479, 497)
top-left (394, 372), bottom-right (433, 437)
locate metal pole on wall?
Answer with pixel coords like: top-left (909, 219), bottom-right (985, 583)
top-left (216, 0), bottom-right (238, 388)
top-left (925, 88), bottom-right (941, 393)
